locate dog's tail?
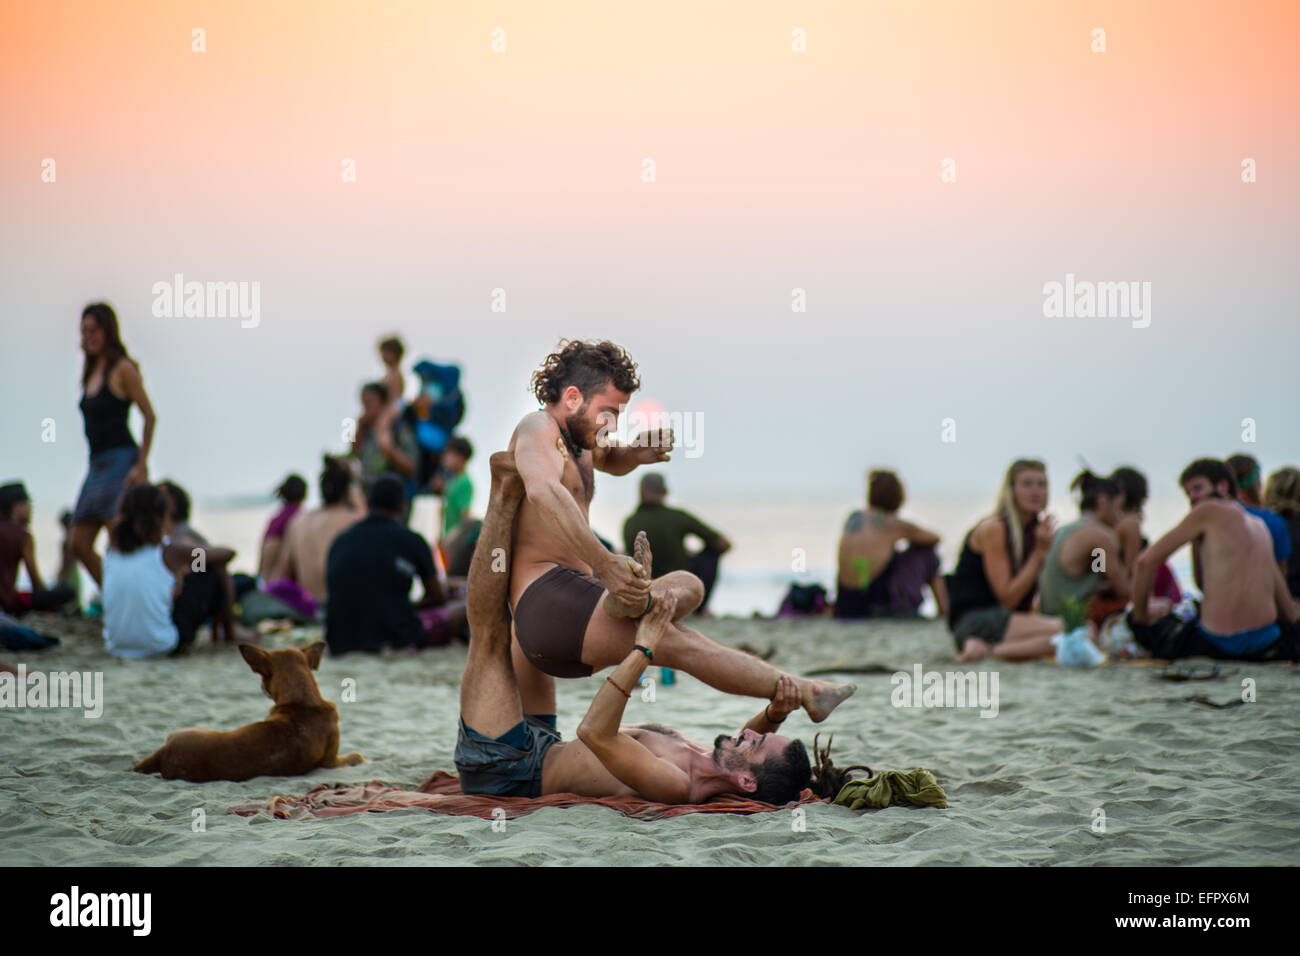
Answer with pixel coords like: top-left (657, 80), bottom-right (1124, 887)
top-left (133, 750), bottom-right (162, 774)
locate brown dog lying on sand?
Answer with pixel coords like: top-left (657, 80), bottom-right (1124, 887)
top-left (133, 642), bottom-right (364, 782)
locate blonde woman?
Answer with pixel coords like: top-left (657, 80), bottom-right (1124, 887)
top-left (1263, 466), bottom-right (1300, 599)
top-left (945, 459), bottom-right (1063, 661)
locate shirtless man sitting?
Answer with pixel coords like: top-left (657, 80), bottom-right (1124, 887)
top-left (455, 453), bottom-right (816, 803)
top-left (505, 340), bottom-right (853, 722)
top-left (270, 455), bottom-right (363, 603)
top-left (1128, 458), bottom-right (1300, 661)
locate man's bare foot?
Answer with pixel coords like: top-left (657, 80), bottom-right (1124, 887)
top-left (489, 451), bottom-right (524, 504)
top-left (633, 530), bottom-right (652, 579)
top-left (602, 532), bottom-right (654, 619)
top-left (802, 679), bottom-right (856, 723)
top-left (956, 638), bottom-right (991, 662)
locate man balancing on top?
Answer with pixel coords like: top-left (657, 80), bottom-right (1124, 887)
top-left (456, 452), bottom-right (845, 802)
top-left (503, 339), bottom-right (855, 724)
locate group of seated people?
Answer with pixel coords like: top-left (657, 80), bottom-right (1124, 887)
top-left (832, 454), bottom-right (1300, 664)
top-left (0, 451), bottom-right (473, 660)
top-left (1, 476), bottom-right (240, 657)
top-left (244, 455), bottom-right (471, 656)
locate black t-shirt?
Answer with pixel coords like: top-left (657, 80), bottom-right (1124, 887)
top-left (325, 515), bottom-right (436, 653)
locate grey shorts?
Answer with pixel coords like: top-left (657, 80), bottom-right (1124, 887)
top-left (454, 714), bottom-right (560, 798)
top-left (951, 606), bottom-right (1012, 649)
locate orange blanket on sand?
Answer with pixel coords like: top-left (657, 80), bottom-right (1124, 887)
top-left (228, 771), bottom-right (821, 821)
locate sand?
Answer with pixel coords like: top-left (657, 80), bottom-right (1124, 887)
top-left (2, 612), bottom-right (1297, 866)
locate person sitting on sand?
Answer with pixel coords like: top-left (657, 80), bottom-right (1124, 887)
top-left (1226, 453), bottom-right (1291, 578)
top-left (1262, 466), bottom-right (1300, 599)
top-left (102, 484), bottom-right (239, 657)
top-left (504, 340), bottom-right (854, 723)
top-left (944, 459), bottom-right (1063, 662)
top-left (1037, 470), bottom-right (1132, 624)
top-left (834, 469), bottom-right (947, 620)
top-left (259, 474), bottom-right (306, 579)
top-left (454, 453), bottom-right (857, 803)
top-left (269, 456), bottom-right (364, 604)
top-left (0, 482), bottom-right (76, 615)
top-left (1110, 465), bottom-right (1181, 604)
top-left (1128, 458), bottom-right (1299, 662)
top-left (324, 475), bottom-right (467, 654)
top-left (155, 479), bottom-right (242, 642)
top-left (622, 472), bottom-right (731, 615)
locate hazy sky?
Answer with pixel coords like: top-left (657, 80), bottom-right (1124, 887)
top-left (3, 0), bottom-right (1297, 517)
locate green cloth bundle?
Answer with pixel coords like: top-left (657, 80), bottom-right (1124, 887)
top-left (831, 769), bottom-right (948, 810)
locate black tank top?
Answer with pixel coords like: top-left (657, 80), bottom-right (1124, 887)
top-left (945, 521), bottom-right (1037, 627)
top-left (80, 366), bottom-right (136, 456)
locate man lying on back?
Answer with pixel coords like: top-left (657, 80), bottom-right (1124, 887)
top-left (1129, 458), bottom-right (1299, 662)
top-left (454, 453), bottom-right (815, 803)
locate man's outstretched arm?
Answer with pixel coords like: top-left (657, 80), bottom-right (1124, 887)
top-left (742, 676), bottom-right (799, 735)
top-left (593, 427), bottom-right (674, 476)
top-left (1133, 507), bottom-right (1209, 623)
top-left (575, 593), bottom-right (690, 803)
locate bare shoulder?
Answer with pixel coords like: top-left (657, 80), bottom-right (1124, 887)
top-left (111, 358), bottom-right (142, 387)
top-left (971, 515), bottom-right (1004, 548)
top-left (1193, 499), bottom-right (1239, 528)
top-left (513, 410), bottom-right (558, 445)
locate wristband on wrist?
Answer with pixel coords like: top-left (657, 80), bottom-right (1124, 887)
top-left (634, 644), bottom-right (654, 661)
top-left (764, 704), bottom-right (785, 725)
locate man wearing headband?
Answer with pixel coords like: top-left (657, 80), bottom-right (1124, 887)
top-left (1227, 454), bottom-right (1291, 578)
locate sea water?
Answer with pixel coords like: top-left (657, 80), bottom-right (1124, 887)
top-left (23, 491), bottom-right (1198, 619)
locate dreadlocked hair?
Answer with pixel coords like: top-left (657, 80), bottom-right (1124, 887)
top-left (807, 732), bottom-right (874, 799)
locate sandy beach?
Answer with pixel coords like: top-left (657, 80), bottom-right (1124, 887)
top-left (3, 612), bottom-right (1297, 867)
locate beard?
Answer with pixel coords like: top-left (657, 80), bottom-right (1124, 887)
top-left (564, 408), bottom-right (598, 449)
top-left (711, 734), bottom-right (744, 770)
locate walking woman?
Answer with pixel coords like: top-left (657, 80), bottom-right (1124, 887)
top-left (69, 303), bottom-right (157, 587)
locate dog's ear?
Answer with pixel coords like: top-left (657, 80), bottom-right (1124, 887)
top-left (302, 642), bottom-right (326, 671)
top-left (239, 643), bottom-right (273, 677)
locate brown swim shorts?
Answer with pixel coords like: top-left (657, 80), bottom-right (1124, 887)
top-left (512, 565), bottom-right (605, 678)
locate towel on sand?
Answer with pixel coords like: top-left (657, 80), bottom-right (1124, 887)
top-left (228, 771), bottom-right (820, 822)
top-left (229, 768), bottom-right (949, 821)
top-left (831, 768), bottom-right (948, 810)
